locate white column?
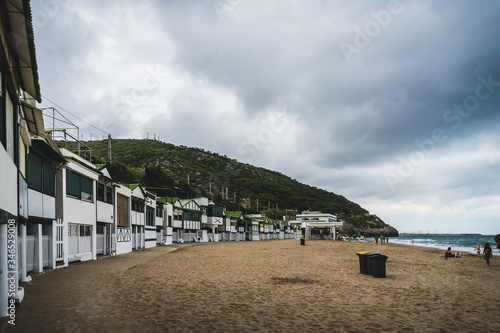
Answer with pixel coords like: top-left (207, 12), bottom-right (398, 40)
top-left (19, 223), bottom-right (30, 282)
top-left (92, 224), bottom-right (97, 260)
top-left (48, 221), bottom-right (56, 269)
top-left (33, 224), bottom-right (43, 273)
top-left (103, 226), bottom-right (107, 256)
top-left (62, 220), bottom-right (68, 268)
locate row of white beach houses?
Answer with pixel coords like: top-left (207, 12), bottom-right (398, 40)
top-left (0, 0), bottom-right (343, 317)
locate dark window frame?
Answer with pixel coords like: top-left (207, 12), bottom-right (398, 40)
top-left (97, 182), bottom-right (113, 204)
top-left (66, 170), bottom-right (94, 202)
top-left (146, 206), bottom-right (155, 226)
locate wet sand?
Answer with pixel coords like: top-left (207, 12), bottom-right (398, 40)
top-left (2, 240), bottom-right (499, 332)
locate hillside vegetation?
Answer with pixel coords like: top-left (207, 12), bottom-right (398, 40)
top-left (84, 139), bottom-right (395, 233)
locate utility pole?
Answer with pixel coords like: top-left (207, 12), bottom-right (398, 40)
top-left (107, 134), bottom-right (112, 164)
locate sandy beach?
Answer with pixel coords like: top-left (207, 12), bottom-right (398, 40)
top-left (2, 239), bottom-right (499, 332)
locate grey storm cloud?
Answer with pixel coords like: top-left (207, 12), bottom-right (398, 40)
top-left (31, 0), bottom-right (500, 234)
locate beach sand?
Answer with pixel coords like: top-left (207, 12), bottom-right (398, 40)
top-left (3, 240), bottom-right (499, 332)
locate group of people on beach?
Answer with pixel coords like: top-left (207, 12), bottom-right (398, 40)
top-left (374, 235), bottom-right (388, 245)
top-left (445, 243), bottom-right (493, 266)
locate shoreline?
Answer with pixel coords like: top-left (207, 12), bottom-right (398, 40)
top-left (3, 239), bottom-right (498, 332)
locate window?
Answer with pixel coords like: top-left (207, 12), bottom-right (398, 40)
top-left (79, 225), bottom-right (91, 236)
top-left (131, 198), bottom-right (144, 212)
top-left (183, 211), bottom-right (201, 221)
top-left (208, 206), bottom-right (223, 217)
top-left (97, 182), bottom-right (113, 204)
top-left (43, 162), bottom-right (55, 196)
top-left (66, 170), bottom-right (93, 201)
top-left (168, 215), bottom-right (172, 227)
top-left (27, 153), bottom-right (55, 196)
top-left (156, 204), bottom-right (163, 218)
top-left (117, 194), bottom-right (130, 227)
top-left (27, 153), bottom-right (42, 191)
top-left (146, 206), bottom-right (155, 226)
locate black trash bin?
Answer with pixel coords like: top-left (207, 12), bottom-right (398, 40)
top-left (366, 253), bottom-right (380, 275)
top-left (300, 238), bottom-right (305, 246)
top-left (356, 252), bottom-right (372, 274)
top-left (370, 254), bottom-right (388, 278)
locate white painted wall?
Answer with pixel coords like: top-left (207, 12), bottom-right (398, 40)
top-left (115, 227), bottom-right (132, 255)
top-left (97, 201), bottom-right (113, 223)
top-left (28, 190), bottom-right (56, 219)
top-left (65, 198), bottom-right (96, 225)
top-left (155, 216), bottom-right (163, 227)
top-left (131, 211), bottom-right (144, 225)
top-left (145, 229), bottom-right (156, 248)
top-left (0, 152), bottom-right (18, 215)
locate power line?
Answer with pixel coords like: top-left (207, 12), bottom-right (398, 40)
top-left (41, 94), bottom-right (112, 137)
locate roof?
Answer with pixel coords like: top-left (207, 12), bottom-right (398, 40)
top-left (21, 101), bottom-right (45, 138)
top-left (30, 137), bottom-right (66, 164)
top-left (122, 183), bottom-right (140, 190)
top-left (5, 0), bottom-right (41, 102)
top-left (225, 211), bottom-right (243, 219)
top-left (166, 197), bottom-right (180, 204)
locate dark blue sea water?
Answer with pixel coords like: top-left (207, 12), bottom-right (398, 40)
top-left (391, 234), bottom-right (499, 256)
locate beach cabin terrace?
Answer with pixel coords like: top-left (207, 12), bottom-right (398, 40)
top-left (179, 199), bottom-right (204, 242)
top-left (206, 203), bottom-right (224, 242)
top-left (167, 197), bottom-right (184, 242)
top-left (0, 0), bottom-right (43, 315)
top-left (143, 189), bottom-right (156, 249)
top-left (126, 185), bottom-right (146, 249)
top-left (247, 214), bottom-right (270, 241)
top-left (157, 197), bottom-right (173, 245)
top-left (225, 211), bottom-right (248, 241)
top-left (95, 165), bottom-right (114, 256)
top-left (114, 184), bottom-right (132, 255)
top-left (56, 149), bottom-right (99, 264)
top-left (155, 199), bottom-right (164, 245)
top-left (24, 135), bottom-right (65, 279)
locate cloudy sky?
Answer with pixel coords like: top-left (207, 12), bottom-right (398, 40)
top-left (31, 0), bottom-right (500, 234)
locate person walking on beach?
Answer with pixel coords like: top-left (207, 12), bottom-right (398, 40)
top-left (380, 235), bottom-right (385, 245)
top-left (476, 244), bottom-right (481, 257)
top-left (483, 243), bottom-right (492, 266)
top-left (375, 236), bottom-right (379, 245)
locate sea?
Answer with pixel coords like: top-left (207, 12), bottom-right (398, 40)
top-left (390, 234), bottom-right (499, 256)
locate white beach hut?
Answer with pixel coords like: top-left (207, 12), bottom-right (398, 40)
top-left (114, 184), bottom-right (133, 255)
top-left (0, 0), bottom-right (43, 316)
top-left (56, 149), bottom-right (99, 264)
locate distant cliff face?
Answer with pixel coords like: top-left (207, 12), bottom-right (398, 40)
top-left (340, 222), bottom-right (399, 237)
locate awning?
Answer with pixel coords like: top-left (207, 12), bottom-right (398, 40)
top-left (5, 0), bottom-right (41, 102)
top-left (301, 222), bottom-right (344, 229)
top-left (21, 101), bottom-right (45, 138)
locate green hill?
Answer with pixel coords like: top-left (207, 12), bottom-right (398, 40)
top-left (82, 138), bottom-right (395, 233)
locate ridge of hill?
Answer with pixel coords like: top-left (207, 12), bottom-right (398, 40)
top-left (84, 139), bottom-right (398, 236)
